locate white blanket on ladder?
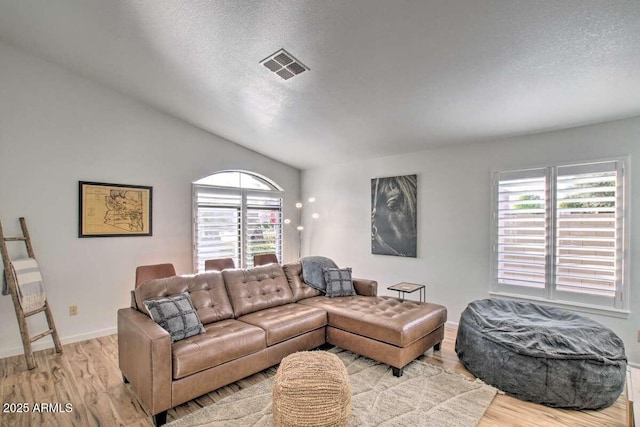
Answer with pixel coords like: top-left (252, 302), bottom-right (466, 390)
top-left (9, 258), bottom-right (47, 313)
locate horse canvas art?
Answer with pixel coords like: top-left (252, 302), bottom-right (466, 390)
top-left (371, 174), bottom-right (417, 257)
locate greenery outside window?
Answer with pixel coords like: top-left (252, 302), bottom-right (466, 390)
top-left (193, 171), bottom-right (283, 271)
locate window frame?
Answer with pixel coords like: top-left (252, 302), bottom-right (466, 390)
top-left (192, 172), bottom-right (284, 272)
top-left (490, 157), bottom-right (630, 317)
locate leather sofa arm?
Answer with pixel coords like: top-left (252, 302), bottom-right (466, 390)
top-left (353, 278), bottom-right (378, 296)
top-left (118, 308), bottom-right (172, 416)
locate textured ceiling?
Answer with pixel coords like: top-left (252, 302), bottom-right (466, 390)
top-left (1, 0), bottom-right (639, 169)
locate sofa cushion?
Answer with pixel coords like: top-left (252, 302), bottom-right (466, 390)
top-left (144, 293), bottom-right (205, 343)
top-left (323, 268), bottom-right (356, 297)
top-left (134, 271), bottom-right (234, 324)
top-left (239, 303), bottom-right (327, 346)
top-left (282, 262), bottom-right (321, 301)
top-left (298, 296), bottom-right (447, 347)
top-left (223, 264), bottom-right (294, 317)
top-left (171, 319), bottom-right (266, 379)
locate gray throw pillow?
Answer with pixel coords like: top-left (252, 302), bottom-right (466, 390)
top-left (143, 292), bottom-right (205, 342)
top-left (323, 267), bottom-right (356, 297)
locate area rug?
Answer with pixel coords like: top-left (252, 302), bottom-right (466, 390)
top-left (167, 347), bottom-right (497, 427)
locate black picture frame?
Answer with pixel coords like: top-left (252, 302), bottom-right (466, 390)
top-left (371, 174), bottom-right (417, 257)
top-left (79, 181), bottom-right (153, 237)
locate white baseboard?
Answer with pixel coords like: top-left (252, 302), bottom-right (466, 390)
top-left (0, 327), bottom-right (117, 359)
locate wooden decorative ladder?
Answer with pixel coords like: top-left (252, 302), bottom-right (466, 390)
top-left (0, 217), bottom-right (62, 369)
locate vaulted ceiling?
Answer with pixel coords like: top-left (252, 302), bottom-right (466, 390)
top-left (1, 1), bottom-right (639, 169)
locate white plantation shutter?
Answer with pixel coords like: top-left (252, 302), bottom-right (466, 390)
top-left (194, 187), bottom-right (242, 271)
top-left (555, 162), bottom-right (620, 304)
top-left (245, 192), bottom-right (283, 268)
top-left (493, 159), bottom-right (626, 309)
top-left (496, 169), bottom-right (547, 296)
top-left (193, 176), bottom-right (283, 271)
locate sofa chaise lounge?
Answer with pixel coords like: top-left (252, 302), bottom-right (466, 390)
top-left (118, 262), bottom-right (447, 425)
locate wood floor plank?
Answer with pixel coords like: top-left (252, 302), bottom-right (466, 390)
top-left (2, 378), bottom-right (36, 427)
top-left (27, 362), bottom-right (56, 427)
top-left (64, 341), bottom-right (127, 426)
top-left (51, 342), bottom-right (101, 427)
top-left (44, 346), bottom-right (93, 427)
top-left (1, 348), bottom-right (42, 427)
top-left (84, 337), bottom-right (146, 423)
top-left (0, 326), bottom-right (628, 426)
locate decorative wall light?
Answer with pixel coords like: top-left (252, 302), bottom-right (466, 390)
top-left (285, 197), bottom-right (319, 258)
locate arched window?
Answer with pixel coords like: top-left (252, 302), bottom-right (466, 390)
top-left (193, 171), bottom-right (283, 271)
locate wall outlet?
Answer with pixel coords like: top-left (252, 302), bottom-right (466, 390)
top-left (69, 305), bottom-right (78, 316)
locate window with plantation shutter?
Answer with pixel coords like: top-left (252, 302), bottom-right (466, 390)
top-left (555, 162), bottom-right (619, 302)
top-left (245, 193), bottom-right (283, 268)
top-left (193, 172), bottom-right (283, 272)
top-left (492, 159), bottom-right (628, 311)
top-left (193, 188), bottom-right (242, 272)
top-left (496, 169), bottom-right (547, 292)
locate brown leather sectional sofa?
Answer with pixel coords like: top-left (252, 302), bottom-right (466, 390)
top-left (118, 262), bottom-right (447, 426)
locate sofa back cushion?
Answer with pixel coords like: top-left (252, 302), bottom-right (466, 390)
top-left (282, 262), bottom-right (322, 301)
top-left (134, 271), bottom-right (234, 324)
top-left (222, 264), bottom-right (294, 317)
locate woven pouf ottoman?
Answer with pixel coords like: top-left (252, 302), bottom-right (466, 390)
top-left (273, 351), bottom-right (351, 427)
top-left (456, 299), bottom-right (627, 409)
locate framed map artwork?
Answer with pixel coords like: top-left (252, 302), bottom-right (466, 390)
top-left (79, 181), bottom-right (152, 237)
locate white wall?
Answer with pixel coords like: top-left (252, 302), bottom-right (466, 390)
top-left (302, 115), bottom-right (640, 364)
top-left (0, 41), bottom-right (301, 357)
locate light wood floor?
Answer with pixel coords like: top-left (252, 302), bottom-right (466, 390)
top-left (0, 326), bottom-right (627, 426)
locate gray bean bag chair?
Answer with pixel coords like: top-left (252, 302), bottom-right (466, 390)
top-left (455, 299), bottom-right (626, 409)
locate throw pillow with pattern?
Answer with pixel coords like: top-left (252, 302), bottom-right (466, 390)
top-left (143, 292), bottom-right (205, 342)
top-left (323, 267), bottom-right (356, 297)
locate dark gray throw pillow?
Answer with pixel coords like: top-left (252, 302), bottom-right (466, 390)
top-left (323, 267), bottom-right (356, 297)
top-left (143, 292), bottom-right (205, 342)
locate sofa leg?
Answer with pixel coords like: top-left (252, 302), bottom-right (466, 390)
top-left (392, 367), bottom-right (404, 377)
top-left (318, 342), bottom-right (333, 351)
top-left (434, 342), bottom-right (442, 351)
top-left (153, 411), bottom-right (167, 427)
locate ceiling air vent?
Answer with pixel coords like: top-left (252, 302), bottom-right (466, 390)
top-left (260, 49), bottom-right (309, 80)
